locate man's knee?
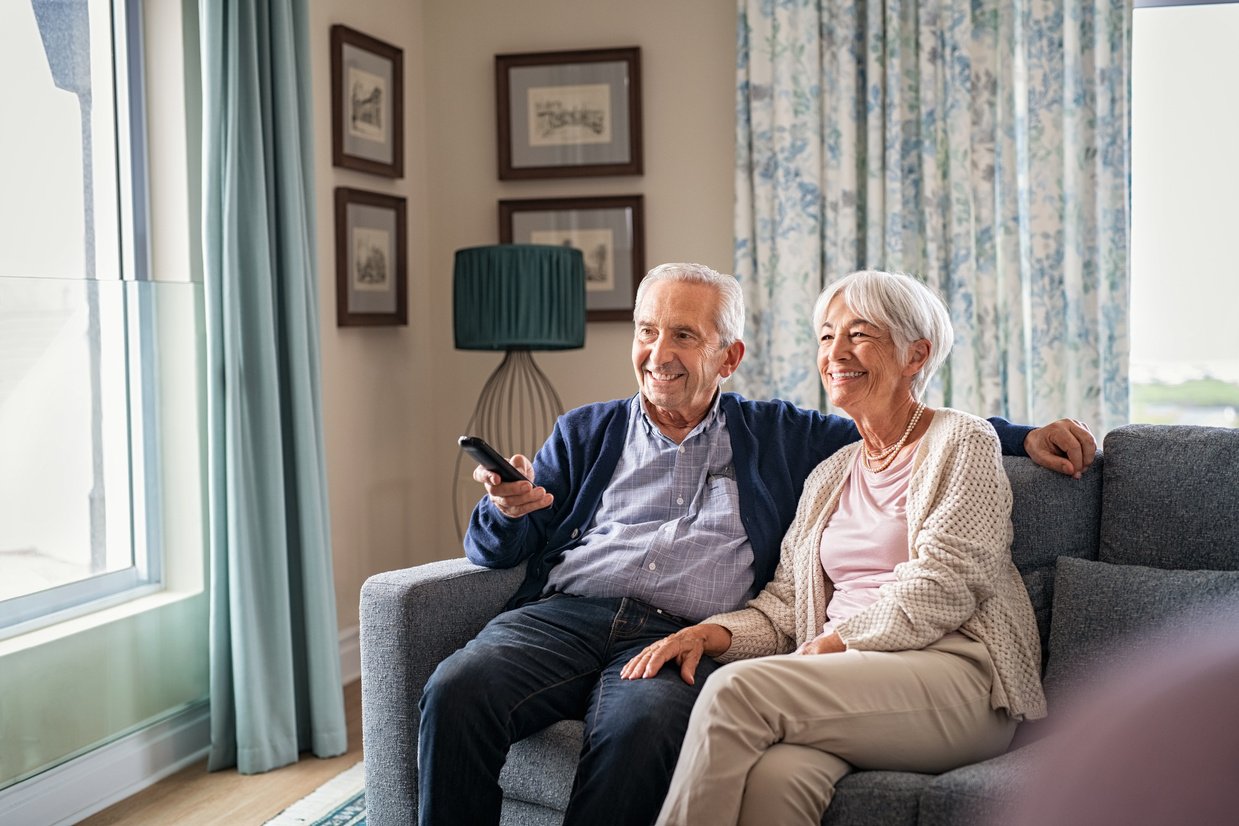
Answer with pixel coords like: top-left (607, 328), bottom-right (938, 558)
top-left (421, 649), bottom-right (493, 718)
top-left (589, 677), bottom-right (703, 756)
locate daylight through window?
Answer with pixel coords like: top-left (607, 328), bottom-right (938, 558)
top-left (1130, 1), bottom-right (1239, 426)
top-left (0, 0), bottom-right (159, 633)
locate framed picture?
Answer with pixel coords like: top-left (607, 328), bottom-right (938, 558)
top-left (335, 188), bottom-right (407, 326)
top-left (495, 47), bottom-right (642, 180)
top-left (331, 25), bottom-right (404, 178)
top-left (499, 195), bottom-right (644, 322)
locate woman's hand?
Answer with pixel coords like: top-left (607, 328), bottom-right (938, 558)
top-left (621, 624), bottom-right (732, 685)
top-left (795, 631), bottom-right (846, 656)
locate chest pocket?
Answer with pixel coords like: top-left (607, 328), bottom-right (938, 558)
top-left (695, 472), bottom-right (741, 532)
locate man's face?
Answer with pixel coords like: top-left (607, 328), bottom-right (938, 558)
top-left (631, 281), bottom-right (742, 422)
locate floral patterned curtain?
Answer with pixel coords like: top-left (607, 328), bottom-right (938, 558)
top-left (733, 0), bottom-right (1130, 432)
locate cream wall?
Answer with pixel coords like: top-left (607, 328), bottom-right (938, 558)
top-left (311, 0), bottom-right (432, 636)
top-left (314, 0), bottom-right (737, 634)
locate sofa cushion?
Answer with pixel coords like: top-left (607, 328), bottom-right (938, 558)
top-left (1003, 455), bottom-right (1103, 575)
top-left (498, 720), bottom-right (582, 812)
top-left (920, 737), bottom-right (1058, 826)
top-left (999, 630), bottom-right (1239, 826)
top-left (1017, 567), bottom-right (1054, 669)
top-left (1002, 455), bottom-right (1103, 664)
top-left (1043, 556), bottom-right (1239, 703)
top-left (1100, 425), bottom-right (1239, 571)
top-left (499, 798), bottom-right (567, 826)
top-left (822, 770), bottom-right (931, 825)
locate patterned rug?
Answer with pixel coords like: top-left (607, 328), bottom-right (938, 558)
top-left (264, 761), bottom-right (365, 826)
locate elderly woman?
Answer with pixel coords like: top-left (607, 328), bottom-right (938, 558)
top-left (621, 270), bottom-right (1047, 826)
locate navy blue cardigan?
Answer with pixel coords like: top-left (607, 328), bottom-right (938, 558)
top-left (464, 393), bottom-right (1031, 609)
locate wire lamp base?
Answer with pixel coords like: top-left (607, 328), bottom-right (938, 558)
top-left (454, 349), bottom-right (565, 539)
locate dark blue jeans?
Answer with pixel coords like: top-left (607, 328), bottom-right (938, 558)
top-left (418, 594), bottom-right (721, 826)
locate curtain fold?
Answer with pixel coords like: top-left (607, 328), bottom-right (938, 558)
top-left (734, 0), bottom-right (1130, 432)
top-left (201, 0), bottom-right (346, 773)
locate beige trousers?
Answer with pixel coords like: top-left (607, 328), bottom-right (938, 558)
top-left (656, 633), bottom-right (1018, 826)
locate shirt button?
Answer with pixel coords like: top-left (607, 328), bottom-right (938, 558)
top-left (648, 562), bottom-right (657, 571)
top-left (676, 497), bottom-right (684, 505)
top-left (570, 528), bottom-right (579, 539)
top-left (678, 446), bottom-right (685, 453)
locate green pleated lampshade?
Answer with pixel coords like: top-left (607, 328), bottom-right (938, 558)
top-left (453, 244), bottom-right (586, 350)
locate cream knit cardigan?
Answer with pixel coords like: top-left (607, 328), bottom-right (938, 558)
top-left (706, 408), bottom-right (1047, 720)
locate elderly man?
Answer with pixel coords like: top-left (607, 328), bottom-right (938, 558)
top-left (418, 263), bottom-right (1094, 826)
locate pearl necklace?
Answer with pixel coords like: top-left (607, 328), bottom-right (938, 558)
top-left (863, 402), bottom-right (926, 473)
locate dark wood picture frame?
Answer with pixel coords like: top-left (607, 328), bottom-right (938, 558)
top-left (331, 25), bottom-right (404, 178)
top-left (495, 47), bottom-right (642, 180)
top-left (499, 195), bottom-right (645, 322)
top-left (335, 188), bottom-right (408, 327)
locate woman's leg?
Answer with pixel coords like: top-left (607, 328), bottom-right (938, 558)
top-left (737, 743), bottom-right (850, 826)
top-left (656, 634), bottom-right (1016, 826)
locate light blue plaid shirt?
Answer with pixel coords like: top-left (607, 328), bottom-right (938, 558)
top-left (544, 394), bottom-right (756, 621)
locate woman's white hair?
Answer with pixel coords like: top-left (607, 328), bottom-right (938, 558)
top-left (633, 263), bottom-right (745, 347)
top-left (812, 270), bottom-right (954, 399)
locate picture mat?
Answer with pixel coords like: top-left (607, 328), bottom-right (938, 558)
top-left (341, 42), bottom-right (393, 165)
top-left (345, 203), bottom-right (397, 314)
top-left (351, 226), bottom-right (390, 292)
top-left (346, 65), bottom-right (386, 141)
top-left (514, 207), bottom-right (633, 311)
top-left (530, 227), bottom-right (615, 291)
top-left (526, 83), bottom-right (612, 147)
top-left (508, 61), bottom-right (631, 169)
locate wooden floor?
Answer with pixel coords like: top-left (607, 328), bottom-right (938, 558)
top-left (81, 680), bottom-right (363, 825)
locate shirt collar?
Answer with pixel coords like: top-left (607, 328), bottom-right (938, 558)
top-left (632, 389), bottom-right (724, 442)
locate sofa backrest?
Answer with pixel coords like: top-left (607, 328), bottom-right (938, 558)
top-left (1100, 424), bottom-right (1239, 571)
top-left (1003, 455), bottom-right (1104, 654)
top-left (1003, 424), bottom-right (1239, 672)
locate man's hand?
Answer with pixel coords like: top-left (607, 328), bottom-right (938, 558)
top-left (473, 454), bottom-right (553, 518)
top-left (1024, 419), bottom-right (1097, 479)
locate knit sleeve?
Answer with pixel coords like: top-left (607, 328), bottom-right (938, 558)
top-left (705, 450), bottom-right (850, 661)
top-left (705, 555), bottom-right (797, 662)
top-left (835, 416), bottom-right (1013, 651)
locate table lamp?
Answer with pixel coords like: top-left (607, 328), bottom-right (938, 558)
top-left (452, 244), bottom-right (586, 537)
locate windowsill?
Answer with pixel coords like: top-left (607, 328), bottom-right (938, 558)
top-left (0, 586), bottom-right (204, 657)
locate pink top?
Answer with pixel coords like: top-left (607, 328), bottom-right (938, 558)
top-left (819, 445), bottom-right (915, 634)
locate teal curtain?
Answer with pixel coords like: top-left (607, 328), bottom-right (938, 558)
top-left (734, 0), bottom-right (1131, 433)
top-left (201, 0), bottom-right (346, 773)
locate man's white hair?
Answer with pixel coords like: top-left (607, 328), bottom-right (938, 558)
top-left (633, 263), bottom-right (745, 347)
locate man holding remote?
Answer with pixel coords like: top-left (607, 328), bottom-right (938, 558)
top-left (418, 263), bottom-right (1095, 826)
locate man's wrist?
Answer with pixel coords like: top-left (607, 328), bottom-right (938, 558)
top-left (984, 416), bottom-right (1034, 457)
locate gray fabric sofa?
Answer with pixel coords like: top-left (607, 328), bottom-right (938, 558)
top-left (360, 424), bottom-right (1239, 825)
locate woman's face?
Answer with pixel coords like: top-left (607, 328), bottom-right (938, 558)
top-left (816, 294), bottom-right (925, 414)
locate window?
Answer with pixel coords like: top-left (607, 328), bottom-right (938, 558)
top-left (1130, 0), bottom-right (1239, 426)
top-left (0, 0), bottom-right (159, 633)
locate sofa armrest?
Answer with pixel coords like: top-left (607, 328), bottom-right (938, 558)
top-left (360, 557), bottom-right (527, 825)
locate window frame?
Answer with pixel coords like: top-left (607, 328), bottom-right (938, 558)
top-left (0, 0), bottom-right (163, 638)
